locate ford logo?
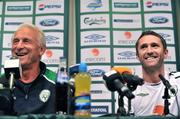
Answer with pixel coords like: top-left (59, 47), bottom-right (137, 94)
top-left (40, 19), bottom-right (59, 26)
top-left (149, 16), bottom-right (168, 24)
top-left (88, 69), bottom-right (105, 77)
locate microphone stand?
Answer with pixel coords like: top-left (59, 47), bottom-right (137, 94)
top-left (117, 94), bottom-right (134, 116)
top-left (9, 72), bottom-right (15, 89)
top-left (117, 94), bottom-right (126, 116)
top-left (162, 86), bottom-right (170, 115)
top-left (127, 98), bottom-right (134, 116)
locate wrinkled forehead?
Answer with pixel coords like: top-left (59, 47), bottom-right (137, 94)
top-left (12, 28), bottom-right (40, 43)
top-left (15, 27), bottom-right (38, 36)
top-left (11, 28), bottom-right (42, 48)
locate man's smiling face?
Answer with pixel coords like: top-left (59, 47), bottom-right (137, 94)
top-left (11, 27), bottom-right (45, 68)
top-left (136, 35), bottom-right (168, 70)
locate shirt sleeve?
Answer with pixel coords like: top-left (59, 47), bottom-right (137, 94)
top-left (169, 71), bottom-right (180, 116)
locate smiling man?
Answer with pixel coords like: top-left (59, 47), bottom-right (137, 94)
top-left (0, 23), bottom-right (57, 115)
top-left (125, 31), bottom-right (180, 116)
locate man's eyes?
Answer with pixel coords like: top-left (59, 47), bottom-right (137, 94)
top-left (13, 38), bottom-right (31, 43)
top-left (151, 43), bottom-right (159, 47)
top-left (23, 38), bottom-right (31, 42)
top-left (140, 45), bottom-right (147, 49)
top-left (140, 43), bottom-right (159, 49)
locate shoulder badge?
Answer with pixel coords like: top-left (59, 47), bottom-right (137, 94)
top-left (39, 89), bottom-right (51, 103)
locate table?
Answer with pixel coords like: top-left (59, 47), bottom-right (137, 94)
top-left (0, 114), bottom-right (178, 119)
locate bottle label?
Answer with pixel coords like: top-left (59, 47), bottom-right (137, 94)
top-left (74, 94), bottom-right (91, 116)
top-left (56, 70), bottom-right (69, 83)
top-left (75, 95), bottom-right (91, 110)
top-left (75, 95), bottom-right (91, 115)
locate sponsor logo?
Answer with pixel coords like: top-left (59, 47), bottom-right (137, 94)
top-left (88, 69), bottom-right (105, 77)
top-left (114, 2), bottom-right (138, 8)
top-left (45, 35), bottom-right (59, 41)
top-left (91, 106), bottom-right (108, 114)
top-left (146, 1), bottom-right (169, 8)
top-left (118, 51), bottom-right (136, 57)
top-left (45, 49), bottom-right (53, 57)
top-left (84, 34), bottom-right (106, 43)
top-left (92, 48), bottom-right (99, 56)
top-left (40, 19), bottom-right (59, 26)
top-left (114, 19), bottom-right (134, 23)
top-left (5, 54), bottom-right (12, 59)
top-left (114, 19), bottom-right (133, 23)
top-left (38, 4), bottom-right (61, 11)
top-left (91, 90), bottom-right (103, 94)
top-left (158, 32), bottom-right (171, 42)
top-left (117, 51), bottom-right (136, 60)
top-left (85, 48), bottom-right (107, 62)
top-left (158, 33), bottom-right (171, 39)
top-left (84, 17), bottom-right (106, 25)
top-left (87, 0), bottom-right (102, 10)
top-left (7, 6), bottom-right (31, 11)
top-left (42, 59), bottom-right (59, 64)
top-left (85, 34), bottom-right (105, 40)
top-left (117, 31), bottom-right (136, 44)
top-left (124, 31), bottom-right (132, 39)
top-left (5, 22), bottom-right (22, 25)
top-left (118, 40), bottom-right (136, 44)
top-left (42, 50), bottom-right (59, 64)
top-left (149, 16), bottom-right (168, 24)
top-left (85, 57), bottom-right (106, 62)
top-left (45, 35), bottom-right (60, 44)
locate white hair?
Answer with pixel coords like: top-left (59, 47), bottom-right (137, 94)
top-left (12, 23), bottom-right (46, 48)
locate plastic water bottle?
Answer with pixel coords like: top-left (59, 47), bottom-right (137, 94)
top-left (74, 63), bottom-right (91, 117)
top-left (56, 57), bottom-right (69, 83)
top-left (57, 67), bottom-right (69, 83)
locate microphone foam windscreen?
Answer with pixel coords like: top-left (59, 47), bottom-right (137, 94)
top-left (112, 67), bottom-right (132, 74)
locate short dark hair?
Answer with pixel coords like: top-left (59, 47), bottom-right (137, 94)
top-left (135, 30), bottom-right (167, 55)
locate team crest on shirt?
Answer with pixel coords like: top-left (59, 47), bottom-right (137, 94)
top-left (39, 89), bottom-right (51, 103)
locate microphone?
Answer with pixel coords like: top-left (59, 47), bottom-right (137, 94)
top-left (159, 74), bottom-right (176, 95)
top-left (112, 67), bottom-right (144, 91)
top-left (112, 67), bottom-right (132, 75)
top-left (4, 57), bottom-right (21, 89)
top-left (103, 70), bottom-right (135, 99)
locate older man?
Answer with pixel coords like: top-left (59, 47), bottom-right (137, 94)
top-left (0, 23), bottom-right (57, 115)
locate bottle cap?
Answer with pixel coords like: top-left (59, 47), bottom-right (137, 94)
top-left (60, 67), bottom-right (65, 72)
top-left (79, 62), bottom-right (87, 72)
